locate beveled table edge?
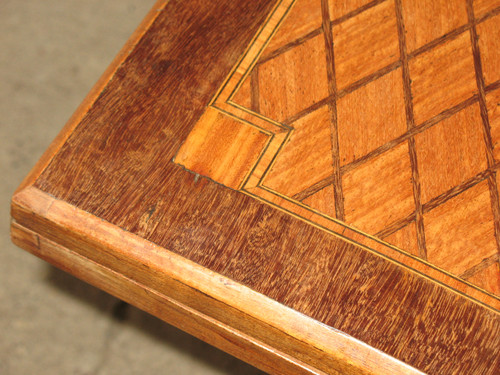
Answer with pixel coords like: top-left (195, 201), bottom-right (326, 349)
top-left (10, 186), bottom-right (423, 375)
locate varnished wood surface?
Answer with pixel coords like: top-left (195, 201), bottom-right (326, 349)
top-left (12, 187), bottom-right (424, 375)
top-left (11, 0), bottom-right (500, 374)
top-left (177, 0), bottom-right (500, 309)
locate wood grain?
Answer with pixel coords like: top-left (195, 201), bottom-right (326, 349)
top-left (263, 0), bottom-right (322, 57)
top-left (14, 187), bottom-right (428, 375)
top-left (258, 33), bottom-right (329, 122)
top-left (382, 221), bottom-right (419, 257)
top-left (467, 260), bottom-right (500, 296)
top-left (332, 0), bottom-right (399, 90)
top-left (327, 0), bottom-right (376, 21)
top-left (10, 222), bottom-right (325, 375)
top-left (263, 106), bottom-right (333, 197)
top-left (477, 12), bottom-right (500, 86)
top-left (337, 67), bottom-right (406, 166)
top-left (474, 0), bottom-right (500, 17)
top-left (424, 180), bottom-right (498, 275)
top-left (11, 0), bottom-right (500, 374)
top-left (342, 142), bottom-right (415, 234)
top-left (409, 32), bottom-right (477, 124)
top-left (174, 0), bottom-right (500, 305)
top-left (415, 103), bottom-right (488, 203)
top-left (488, 87), bottom-right (500, 161)
top-left (174, 107), bottom-right (270, 190)
top-left (12, 184), bottom-right (500, 375)
top-left (302, 185), bottom-right (336, 218)
top-left (401, 0), bottom-right (468, 53)
top-left (14, 0), bottom-right (172, 195)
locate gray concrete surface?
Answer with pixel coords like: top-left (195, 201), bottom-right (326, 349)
top-left (1, 1), bottom-right (265, 374)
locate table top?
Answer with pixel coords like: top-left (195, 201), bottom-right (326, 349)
top-left (11, 0), bottom-right (500, 374)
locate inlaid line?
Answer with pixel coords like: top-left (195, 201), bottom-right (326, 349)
top-left (257, 0), bottom-right (388, 67)
top-left (294, 95), bottom-right (480, 201)
top-left (467, 0), bottom-right (500, 255)
top-left (293, 177), bottom-right (334, 201)
top-left (377, 167), bottom-right (499, 239)
top-left (423, 168), bottom-right (494, 214)
top-left (486, 79), bottom-right (500, 93)
top-left (337, 61), bottom-right (401, 98)
top-left (330, 0), bottom-right (387, 27)
top-left (377, 213), bottom-right (417, 239)
top-left (257, 28), bottom-right (323, 66)
top-left (460, 254), bottom-right (500, 280)
top-left (224, 0), bottom-right (295, 104)
top-left (340, 95), bottom-right (480, 175)
top-left (406, 6), bottom-right (500, 59)
top-left (250, 67), bottom-right (260, 113)
top-left (283, 61), bottom-right (402, 126)
top-left (476, 5), bottom-right (500, 23)
top-left (283, 96), bottom-right (332, 125)
top-left (177, 0), bottom-right (500, 310)
top-left (408, 24), bottom-right (471, 59)
top-left (232, 2), bottom-right (500, 123)
top-left (243, 187), bottom-right (500, 312)
top-left (322, 0), bottom-right (344, 220)
top-left (395, 0), bottom-right (427, 260)
top-left (211, 0), bottom-right (290, 105)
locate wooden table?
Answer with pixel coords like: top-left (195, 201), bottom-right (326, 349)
top-left (11, 0), bottom-right (500, 373)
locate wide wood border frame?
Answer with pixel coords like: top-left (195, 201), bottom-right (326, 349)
top-left (10, 0), bottom-right (499, 374)
top-left (11, 186), bottom-right (421, 374)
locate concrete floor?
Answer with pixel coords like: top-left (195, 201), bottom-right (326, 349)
top-left (1, 1), bottom-right (265, 374)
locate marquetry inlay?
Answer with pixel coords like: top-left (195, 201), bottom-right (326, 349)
top-left (175, 0), bottom-right (500, 311)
